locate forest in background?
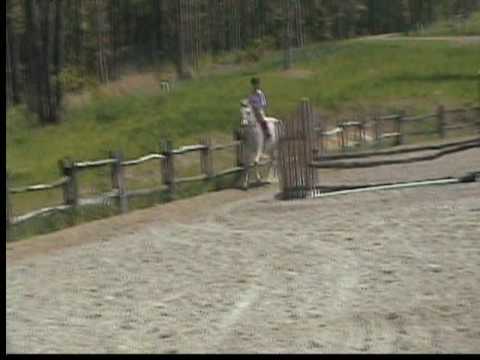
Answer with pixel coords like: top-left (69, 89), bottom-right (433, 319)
top-left (5, 0), bottom-right (480, 125)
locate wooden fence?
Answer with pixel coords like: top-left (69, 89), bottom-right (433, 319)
top-left (6, 102), bottom-right (480, 236)
top-left (279, 99), bottom-right (480, 200)
top-left (314, 105), bottom-right (480, 154)
top-left (6, 133), bottom-right (256, 241)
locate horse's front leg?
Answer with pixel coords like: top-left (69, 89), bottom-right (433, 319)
top-left (244, 163), bottom-right (261, 188)
top-left (265, 151), bottom-right (278, 183)
top-left (253, 149), bottom-right (263, 184)
top-left (270, 152), bottom-right (278, 182)
top-left (255, 163), bottom-right (262, 184)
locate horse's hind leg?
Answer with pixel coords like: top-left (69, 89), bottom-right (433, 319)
top-left (254, 162), bottom-right (262, 184)
top-left (261, 164), bottom-right (274, 184)
top-left (242, 165), bottom-right (250, 190)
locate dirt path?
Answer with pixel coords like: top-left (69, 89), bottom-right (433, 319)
top-left (6, 150), bottom-right (480, 354)
top-left (357, 33), bottom-right (480, 44)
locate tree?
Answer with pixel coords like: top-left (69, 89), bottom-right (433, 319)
top-left (6, 0), bottom-right (21, 107)
top-left (283, 0), bottom-right (294, 70)
top-left (24, 0), bottom-right (65, 124)
top-left (7, 0), bottom-right (480, 123)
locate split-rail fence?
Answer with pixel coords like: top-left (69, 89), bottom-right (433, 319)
top-left (5, 134), bottom-right (258, 241)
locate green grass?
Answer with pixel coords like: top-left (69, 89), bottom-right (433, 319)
top-left (410, 11), bottom-right (480, 36)
top-left (6, 37), bottom-right (480, 239)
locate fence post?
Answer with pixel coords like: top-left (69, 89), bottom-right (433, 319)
top-left (477, 69), bottom-right (480, 106)
top-left (319, 122), bottom-right (326, 155)
top-left (336, 125), bottom-right (341, 151)
top-left (374, 116), bottom-right (383, 147)
top-left (200, 137), bottom-right (214, 180)
top-left (476, 106), bottom-right (480, 134)
top-left (110, 151), bottom-right (128, 214)
top-left (6, 171), bottom-right (12, 242)
top-left (437, 105), bottom-right (446, 139)
top-left (159, 140), bottom-right (167, 183)
top-left (299, 98), bottom-right (317, 198)
top-left (58, 158), bottom-right (79, 208)
top-left (277, 120), bottom-right (287, 197)
top-left (234, 129), bottom-right (249, 189)
top-left (360, 120), bottom-right (367, 146)
top-left (162, 140), bottom-right (176, 198)
top-left (396, 112), bottom-right (405, 146)
top-left (354, 123), bottom-right (360, 146)
top-left (58, 159), bottom-right (68, 205)
top-left (337, 122), bottom-right (345, 152)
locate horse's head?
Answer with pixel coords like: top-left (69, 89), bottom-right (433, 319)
top-left (240, 99), bottom-right (255, 127)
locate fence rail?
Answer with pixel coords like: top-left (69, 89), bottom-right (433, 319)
top-left (13, 205), bottom-right (73, 225)
top-left (311, 139), bottom-right (480, 169)
top-left (211, 141), bottom-right (242, 151)
top-left (122, 154), bottom-right (165, 167)
top-left (279, 101), bottom-right (480, 200)
top-left (403, 114), bottom-right (436, 123)
top-left (313, 105), bottom-right (480, 153)
top-left (6, 134), bottom-right (256, 240)
top-left (7, 103), bottom-right (480, 237)
top-left (10, 177), bottom-right (69, 194)
top-left (315, 137), bottom-right (480, 161)
top-left (75, 159), bottom-right (117, 170)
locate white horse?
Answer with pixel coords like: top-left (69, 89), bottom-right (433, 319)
top-left (239, 99), bottom-right (282, 189)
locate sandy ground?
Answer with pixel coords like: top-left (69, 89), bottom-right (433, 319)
top-left (6, 149), bottom-right (480, 354)
top-left (319, 147), bottom-right (480, 187)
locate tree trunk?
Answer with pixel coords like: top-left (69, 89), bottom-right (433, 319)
top-left (6, 14), bottom-right (14, 109)
top-left (25, 0), bottom-right (45, 122)
top-left (176, 0), bottom-right (186, 77)
top-left (6, 0), bottom-right (21, 106)
top-left (23, 0), bottom-right (65, 124)
top-left (284, 0), bottom-right (293, 70)
top-left (53, 0), bottom-right (65, 123)
top-left (95, 0), bottom-right (110, 83)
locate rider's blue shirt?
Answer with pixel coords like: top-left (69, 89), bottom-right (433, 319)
top-left (249, 89), bottom-right (268, 111)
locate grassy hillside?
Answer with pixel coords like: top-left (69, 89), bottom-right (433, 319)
top-left (8, 39), bottom-right (479, 183)
top-left (6, 38), bottom-right (480, 230)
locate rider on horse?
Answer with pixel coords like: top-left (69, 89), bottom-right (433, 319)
top-left (248, 77), bottom-right (271, 139)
